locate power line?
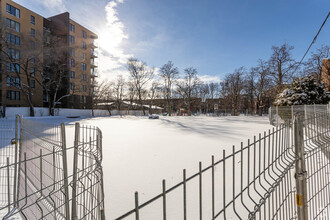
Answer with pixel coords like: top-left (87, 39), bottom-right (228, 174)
top-left (293, 10), bottom-right (330, 73)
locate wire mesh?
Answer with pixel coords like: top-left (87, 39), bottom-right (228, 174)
top-left (0, 117), bottom-right (17, 217)
top-left (0, 118), bottom-right (105, 220)
top-left (115, 104), bottom-right (330, 220)
top-left (71, 123), bottom-right (105, 220)
top-left (17, 118), bottom-right (68, 220)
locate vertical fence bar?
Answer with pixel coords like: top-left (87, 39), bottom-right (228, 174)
top-left (183, 169), bottom-right (187, 220)
top-left (72, 123), bottom-right (80, 220)
top-left (199, 161), bottom-right (202, 220)
top-left (7, 157), bottom-right (11, 213)
top-left (60, 123), bottom-right (70, 219)
top-left (163, 179), bottom-right (166, 220)
top-left (135, 192), bottom-right (139, 220)
top-left (294, 114), bottom-right (308, 220)
top-left (223, 150), bottom-right (226, 220)
top-left (211, 156), bottom-right (215, 219)
top-left (13, 115), bottom-right (19, 207)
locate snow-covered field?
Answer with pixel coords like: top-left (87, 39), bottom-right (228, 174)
top-left (26, 115), bottom-right (273, 219)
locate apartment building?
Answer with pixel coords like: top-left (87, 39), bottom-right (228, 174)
top-left (45, 12), bottom-right (98, 109)
top-left (322, 59), bottom-right (330, 91)
top-left (0, 0), bottom-right (44, 109)
top-left (0, 0), bottom-right (98, 112)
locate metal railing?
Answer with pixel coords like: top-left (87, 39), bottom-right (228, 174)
top-left (114, 105), bottom-right (330, 220)
top-left (0, 117), bottom-right (105, 220)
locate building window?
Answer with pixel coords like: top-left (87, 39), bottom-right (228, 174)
top-left (31, 58), bottom-right (35, 64)
top-left (6, 48), bottom-right (20, 59)
top-left (31, 28), bottom-right (35, 37)
top-left (6, 91), bottom-right (20, 100)
top-left (70, 71), bottom-right (75, 78)
top-left (6, 18), bottom-right (20, 32)
top-left (30, 80), bottom-right (35, 88)
top-left (6, 76), bottom-right (20, 87)
top-left (70, 48), bottom-right (75, 57)
top-left (70, 59), bottom-right (75, 67)
top-left (82, 53), bottom-right (86, 60)
top-left (6, 4), bottom-right (20, 18)
top-left (31, 15), bottom-right (35, 25)
top-left (82, 74), bottom-right (86, 81)
top-left (82, 85), bottom-right (86, 92)
top-left (69, 23), bottom-right (75, 33)
top-left (30, 41), bottom-right (35, 49)
top-left (82, 42), bottom-right (86, 49)
top-left (69, 35), bottom-right (75, 44)
top-left (6, 33), bottom-right (20, 45)
top-left (82, 63), bottom-right (86, 71)
top-left (82, 30), bottom-right (87, 39)
top-left (6, 62), bottom-right (20, 73)
top-left (30, 67), bottom-right (35, 77)
top-left (70, 83), bottom-right (75, 91)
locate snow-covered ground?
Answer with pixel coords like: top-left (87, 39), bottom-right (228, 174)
top-left (26, 115), bottom-right (273, 219)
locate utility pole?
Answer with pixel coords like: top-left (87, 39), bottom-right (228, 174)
top-left (294, 114), bottom-right (308, 220)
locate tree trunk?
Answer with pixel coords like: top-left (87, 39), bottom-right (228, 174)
top-left (29, 105), bottom-right (35, 117)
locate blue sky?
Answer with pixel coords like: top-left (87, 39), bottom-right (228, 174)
top-left (14, 0), bottom-right (330, 82)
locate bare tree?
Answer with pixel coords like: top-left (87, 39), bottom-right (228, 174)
top-left (223, 67), bottom-right (246, 116)
top-left (126, 81), bottom-right (137, 110)
top-left (91, 80), bottom-right (112, 114)
top-left (159, 61), bottom-right (179, 115)
top-left (147, 81), bottom-right (161, 114)
top-left (0, 22), bottom-right (44, 116)
top-left (245, 69), bottom-right (256, 115)
top-left (176, 67), bottom-right (200, 116)
top-left (113, 75), bottom-right (126, 111)
top-left (269, 43), bottom-right (296, 92)
top-left (127, 58), bottom-right (154, 115)
top-left (304, 45), bottom-right (330, 82)
top-left (208, 82), bottom-right (219, 99)
top-left (197, 83), bottom-right (209, 113)
top-left (41, 34), bottom-right (73, 116)
top-left (252, 59), bottom-right (274, 115)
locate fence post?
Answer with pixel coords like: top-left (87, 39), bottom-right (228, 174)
top-left (276, 106), bottom-right (279, 125)
top-left (60, 123), bottom-right (70, 219)
top-left (293, 114), bottom-right (308, 220)
top-left (13, 115), bottom-right (19, 207)
top-left (72, 123), bottom-right (80, 220)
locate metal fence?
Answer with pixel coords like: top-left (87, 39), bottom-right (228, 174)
top-left (114, 104), bottom-right (330, 220)
top-left (269, 104), bottom-right (330, 126)
top-left (0, 117), bottom-right (105, 220)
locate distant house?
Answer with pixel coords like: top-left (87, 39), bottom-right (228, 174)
top-left (322, 59), bottom-right (330, 91)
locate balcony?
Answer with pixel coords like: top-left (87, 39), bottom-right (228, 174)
top-left (91, 41), bottom-right (98, 48)
top-left (91, 69), bottom-right (99, 78)
top-left (91, 50), bottom-right (98, 58)
top-left (91, 59), bottom-right (98, 67)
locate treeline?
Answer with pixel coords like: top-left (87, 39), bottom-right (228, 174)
top-left (94, 43), bottom-right (330, 116)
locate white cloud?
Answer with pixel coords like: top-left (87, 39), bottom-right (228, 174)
top-left (35, 0), bottom-right (66, 14)
top-left (199, 75), bottom-right (222, 84)
top-left (97, 0), bottom-right (132, 80)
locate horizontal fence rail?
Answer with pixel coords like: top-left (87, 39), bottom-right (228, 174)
top-left (115, 104), bottom-right (330, 220)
